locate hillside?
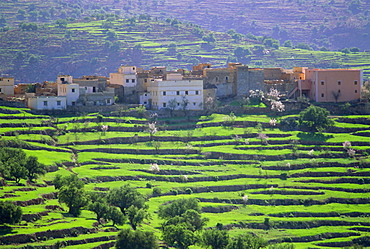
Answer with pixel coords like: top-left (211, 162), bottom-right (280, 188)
top-left (0, 105), bottom-right (370, 248)
top-left (0, 17), bottom-right (370, 83)
top-left (0, 0), bottom-right (370, 51)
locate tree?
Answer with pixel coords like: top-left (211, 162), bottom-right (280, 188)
top-left (107, 184), bottom-right (147, 215)
top-left (0, 201), bottom-right (22, 225)
top-left (202, 229), bottom-right (229, 249)
top-left (168, 98), bottom-right (178, 116)
top-left (25, 156), bottom-right (47, 181)
top-left (106, 206), bottom-right (126, 226)
top-left (163, 223), bottom-right (197, 249)
top-left (226, 234), bottom-right (267, 249)
top-left (87, 201), bottom-right (110, 223)
top-left (58, 185), bottom-right (88, 216)
top-left (116, 228), bottom-right (158, 249)
top-left (298, 105), bottom-right (334, 132)
top-left (158, 198), bottom-right (201, 219)
top-left (52, 174), bottom-right (84, 189)
top-left (0, 147), bottom-right (27, 183)
top-left (162, 209), bottom-right (209, 232)
top-left (127, 205), bottom-right (149, 230)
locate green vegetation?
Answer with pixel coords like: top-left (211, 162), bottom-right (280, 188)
top-left (0, 105), bottom-right (369, 248)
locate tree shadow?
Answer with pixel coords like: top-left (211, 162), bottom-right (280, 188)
top-left (297, 132), bottom-right (333, 142)
top-left (0, 225), bottom-right (15, 236)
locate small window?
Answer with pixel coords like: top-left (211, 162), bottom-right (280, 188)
top-left (126, 79), bottom-right (129, 83)
top-left (193, 102), bottom-right (196, 106)
top-left (354, 81), bottom-right (358, 85)
top-left (43, 101), bottom-right (48, 106)
top-left (338, 90), bottom-right (341, 93)
top-left (185, 91), bottom-right (188, 95)
top-left (72, 102), bottom-right (76, 106)
top-left (195, 90), bottom-right (199, 95)
top-left (132, 79), bottom-right (135, 83)
top-left (144, 101), bottom-right (147, 104)
top-left (321, 93), bottom-right (324, 97)
top-left (133, 67), bottom-right (135, 70)
top-left (107, 99), bottom-right (111, 104)
top-left (144, 94), bottom-right (147, 97)
top-left (0, 88), bottom-right (2, 93)
top-left (163, 91), bottom-right (166, 96)
top-left (71, 88), bottom-right (75, 93)
top-left (355, 90), bottom-right (358, 93)
top-left (57, 101), bottom-right (61, 106)
top-left (338, 81), bottom-right (341, 85)
top-left (225, 76), bottom-right (229, 82)
top-left (177, 103), bottom-right (180, 106)
top-left (177, 91), bottom-right (180, 95)
top-left (144, 79), bottom-right (147, 83)
top-left (163, 103), bottom-right (166, 107)
top-left (321, 81), bottom-right (324, 85)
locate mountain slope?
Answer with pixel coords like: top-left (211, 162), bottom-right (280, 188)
top-left (1, 0), bottom-right (370, 50)
top-left (0, 17), bottom-right (369, 83)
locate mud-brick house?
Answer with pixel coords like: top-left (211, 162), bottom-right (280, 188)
top-left (298, 69), bottom-right (363, 102)
top-left (110, 65), bottom-right (140, 103)
top-left (0, 77), bottom-right (15, 95)
top-left (143, 73), bottom-right (204, 110)
top-left (201, 63), bottom-right (264, 98)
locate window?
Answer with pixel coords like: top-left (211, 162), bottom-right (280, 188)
top-left (355, 90), bottom-right (358, 93)
top-left (177, 103), bottom-right (180, 106)
top-left (72, 102), bottom-right (76, 106)
top-left (193, 102), bottom-right (196, 106)
top-left (354, 81), bottom-right (358, 85)
top-left (71, 88), bottom-right (75, 93)
top-left (0, 88), bottom-right (2, 93)
top-left (132, 79), bottom-right (135, 83)
top-left (338, 81), bottom-right (341, 85)
top-left (195, 91), bottom-right (199, 95)
top-left (144, 79), bottom-right (147, 83)
top-left (225, 76), bottom-right (229, 82)
top-left (57, 101), bottom-right (61, 106)
top-left (177, 91), bottom-right (180, 95)
top-left (163, 103), bottom-right (166, 107)
top-left (43, 101), bottom-right (48, 106)
top-left (133, 67), bottom-right (135, 70)
top-left (321, 93), bottom-right (324, 97)
top-left (321, 81), bottom-right (324, 85)
top-left (144, 101), bottom-right (147, 104)
top-left (126, 79), bottom-right (129, 83)
top-left (144, 94), bottom-right (147, 97)
top-left (185, 91), bottom-right (188, 95)
top-left (107, 99), bottom-right (111, 104)
top-left (163, 91), bottom-right (166, 96)
top-left (338, 90), bottom-right (341, 93)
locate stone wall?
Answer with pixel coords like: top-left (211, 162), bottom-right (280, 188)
top-left (236, 67), bottom-right (264, 96)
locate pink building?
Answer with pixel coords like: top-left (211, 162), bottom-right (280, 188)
top-left (299, 69), bottom-right (363, 102)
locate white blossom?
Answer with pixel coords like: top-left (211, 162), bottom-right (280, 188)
top-left (149, 163), bottom-right (160, 172)
top-left (271, 100), bottom-right (285, 112)
top-left (308, 149), bottom-right (314, 156)
top-left (242, 194), bottom-right (248, 202)
top-left (269, 118), bottom-right (277, 126)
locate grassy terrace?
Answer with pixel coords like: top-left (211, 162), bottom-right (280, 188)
top-left (0, 106), bottom-right (369, 248)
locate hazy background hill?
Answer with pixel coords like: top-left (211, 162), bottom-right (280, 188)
top-left (0, 0), bottom-right (370, 82)
top-left (1, 0), bottom-right (370, 50)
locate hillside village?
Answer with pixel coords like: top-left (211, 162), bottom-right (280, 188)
top-left (0, 63), bottom-right (365, 112)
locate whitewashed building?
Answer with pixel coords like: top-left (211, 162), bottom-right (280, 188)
top-left (145, 73), bottom-right (204, 110)
top-left (27, 94), bottom-right (67, 110)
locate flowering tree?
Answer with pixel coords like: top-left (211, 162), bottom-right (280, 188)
top-left (149, 163), bottom-right (160, 173)
top-left (257, 133), bottom-right (268, 145)
top-left (271, 100), bottom-right (285, 112)
top-left (101, 125), bottom-right (108, 135)
top-left (147, 122), bottom-right (157, 139)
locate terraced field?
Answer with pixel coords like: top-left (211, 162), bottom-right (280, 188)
top-left (0, 105), bottom-right (370, 248)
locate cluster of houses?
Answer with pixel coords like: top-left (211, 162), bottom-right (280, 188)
top-left (0, 63), bottom-right (364, 111)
